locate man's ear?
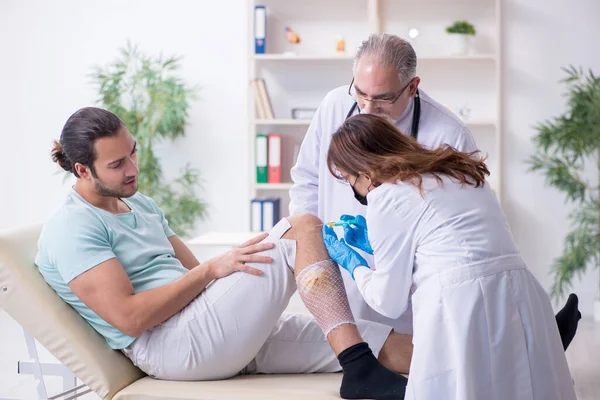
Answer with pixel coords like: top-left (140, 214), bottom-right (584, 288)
top-left (409, 77), bottom-right (421, 97)
top-left (74, 163), bottom-right (92, 180)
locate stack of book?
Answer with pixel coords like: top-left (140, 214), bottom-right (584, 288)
top-left (252, 79), bottom-right (274, 120)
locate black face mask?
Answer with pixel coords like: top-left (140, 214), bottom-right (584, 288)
top-left (352, 186), bottom-right (368, 206)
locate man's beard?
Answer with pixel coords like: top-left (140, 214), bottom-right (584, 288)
top-left (94, 177), bottom-right (137, 198)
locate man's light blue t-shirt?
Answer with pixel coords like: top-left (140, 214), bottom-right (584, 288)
top-left (35, 189), bottom-right (189, 349)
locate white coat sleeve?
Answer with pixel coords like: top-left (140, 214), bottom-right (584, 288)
top-left (452, 126), bottom-right (478, 153)
top-left (354, 187), bottom-right (426, 320)
top-left (289, 106), bottom-right (323, 216)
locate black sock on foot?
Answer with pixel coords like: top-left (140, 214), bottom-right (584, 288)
top-left (337, 342), bottom-right (407, 400)
top-left (555, 293), bottom-right (582, 350)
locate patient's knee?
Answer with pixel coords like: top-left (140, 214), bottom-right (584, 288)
top-left (284, 213), bottom-right (322, 240)
top-left (288, 213), bottom-right (322, 228)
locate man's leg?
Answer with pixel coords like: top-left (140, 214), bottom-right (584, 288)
top-left (125, 214), bottom-right (407, 383)
top-left (282, 213), bottom-right (408, 400)
top-left (124, 217), bottom-right (299, 381)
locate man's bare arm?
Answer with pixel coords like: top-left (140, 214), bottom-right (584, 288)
top-left (69, 258), bottom-right (215, 337)
top-left (168, 235), bottom-right (200, 270)
top-left (68, 233), bottom-right (273, 337)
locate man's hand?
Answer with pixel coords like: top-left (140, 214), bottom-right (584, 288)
top-left (205, 233), bottom-right (275, 279)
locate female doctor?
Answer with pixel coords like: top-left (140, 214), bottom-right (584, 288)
top-left (322, 114), bottom-right (576, 400)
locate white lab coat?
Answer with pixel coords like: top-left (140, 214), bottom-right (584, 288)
top-left (290, 85), bottom-right (478, 334)
top-left (353, 177), bottom-right (576, 400)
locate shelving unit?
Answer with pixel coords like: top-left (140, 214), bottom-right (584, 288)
top-left (246, 0), bottom-right (503, 230)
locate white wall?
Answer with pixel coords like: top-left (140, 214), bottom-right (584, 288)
top-left (502, 0), bottom-right (600, 315)
top-left (0, 0), bottom-right (599, 313)
top-left (0, 0), bottom-right (250, 236)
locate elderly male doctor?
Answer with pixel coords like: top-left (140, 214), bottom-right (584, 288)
top-left (289, 33), bottom-right (582, 345)
top-left (290, 33), bottom-right (475, 334)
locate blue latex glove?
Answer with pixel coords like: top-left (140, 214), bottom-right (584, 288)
top-left (322, 225), bottom-right (369, 279)
top-left (340, 214), bottom-right (374, 255)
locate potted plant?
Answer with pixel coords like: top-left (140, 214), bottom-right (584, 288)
top-left (527, 65), bottom-right (600, 320)
top-left (445, 20), bottom-right (476, 55)
top-left (90, 42), bottom-right (208, 237)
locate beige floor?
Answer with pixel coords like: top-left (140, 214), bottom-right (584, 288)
top-left (1, 310), bottom-right (599, 399)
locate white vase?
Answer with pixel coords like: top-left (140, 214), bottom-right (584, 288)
top-left (594, 298), bottom-right (600, 322)
top-left (449, 34), bottom-right (470, 56)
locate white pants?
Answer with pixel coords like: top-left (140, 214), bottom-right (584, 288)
top-left (122, 218), bottom-right (392, 381)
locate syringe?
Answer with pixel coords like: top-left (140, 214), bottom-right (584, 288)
top-left (323, 219), bottom-right (357, 227)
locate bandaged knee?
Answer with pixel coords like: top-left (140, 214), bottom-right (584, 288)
top-left (295, 259), bottom-right (356, 336)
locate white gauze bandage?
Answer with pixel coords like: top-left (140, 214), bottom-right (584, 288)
top-left (295, 259), bottom-right (356, 336)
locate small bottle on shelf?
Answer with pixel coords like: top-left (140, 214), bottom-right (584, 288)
top-left (336, 36), bottom-right (345, 56)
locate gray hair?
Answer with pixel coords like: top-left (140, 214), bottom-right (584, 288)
top-left (353, 33), bottom-right (417, 84)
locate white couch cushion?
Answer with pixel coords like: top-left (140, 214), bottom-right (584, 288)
top-left (114, 374), bottom-right (343, 400)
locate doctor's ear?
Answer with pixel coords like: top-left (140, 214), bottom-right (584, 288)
top-left (409, 77), bottom-right (421, 97)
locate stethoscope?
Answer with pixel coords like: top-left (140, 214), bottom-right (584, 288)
top-left (345, 89), bottom-right (421, 139)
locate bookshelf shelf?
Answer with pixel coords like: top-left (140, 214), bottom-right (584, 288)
top-left (254, 183), bottom-right (294, 190)
top-left (252, 53), bottom-right (497, 62)
top-left (254, 119), bottom-right (311, 126)
top-left (419, 54), bottom-right (497, 61)
top-left (252, 54), bottom-right (353, 61)
top-left (464, 119), bottom-right (497, 127)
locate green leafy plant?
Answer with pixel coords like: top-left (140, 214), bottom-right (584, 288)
top-left (91, 42), bottom-right (207, 237)
top-left (446, 20), bottom-right (476, 36)
top-left (527, 65), bottom-right (600, 299)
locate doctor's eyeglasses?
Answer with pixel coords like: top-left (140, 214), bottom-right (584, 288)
top-left (348, 77), bottom-right (414, 107)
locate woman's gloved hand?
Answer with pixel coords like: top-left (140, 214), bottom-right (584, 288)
top-left (340, 214), bottom-right (374, 255)
top-left (322, 225), bottom-right (369, 279)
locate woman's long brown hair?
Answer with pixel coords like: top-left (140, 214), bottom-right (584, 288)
top-left (327, 114), bottom-right (489, 192)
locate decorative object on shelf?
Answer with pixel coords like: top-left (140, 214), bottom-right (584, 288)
top-left (90, 42), bottom-right (207, 237)
top-left (291, 107), bottom-right (317, 120)
top-left (453, 103), bottom-right (472, 121)
top-left (336, 35), bottom-right (346, 55)
top-left (445, 20), bottom-right (476, 55)
top-left (252, 79), bottom-right (275, 119)
top-left (526, 65), bottom-right (600, 318)
top-left (285, 26), bottom-right (301, 44)
top-left (283, 26), bottom-right (301, 56)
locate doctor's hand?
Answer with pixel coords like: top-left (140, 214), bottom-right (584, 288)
top-left (322, 225), bottom-right (369, 279)
top-left (205, 233), bottom-right (274, 279)
top-left (340, 214), bottom-right (374, 255)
